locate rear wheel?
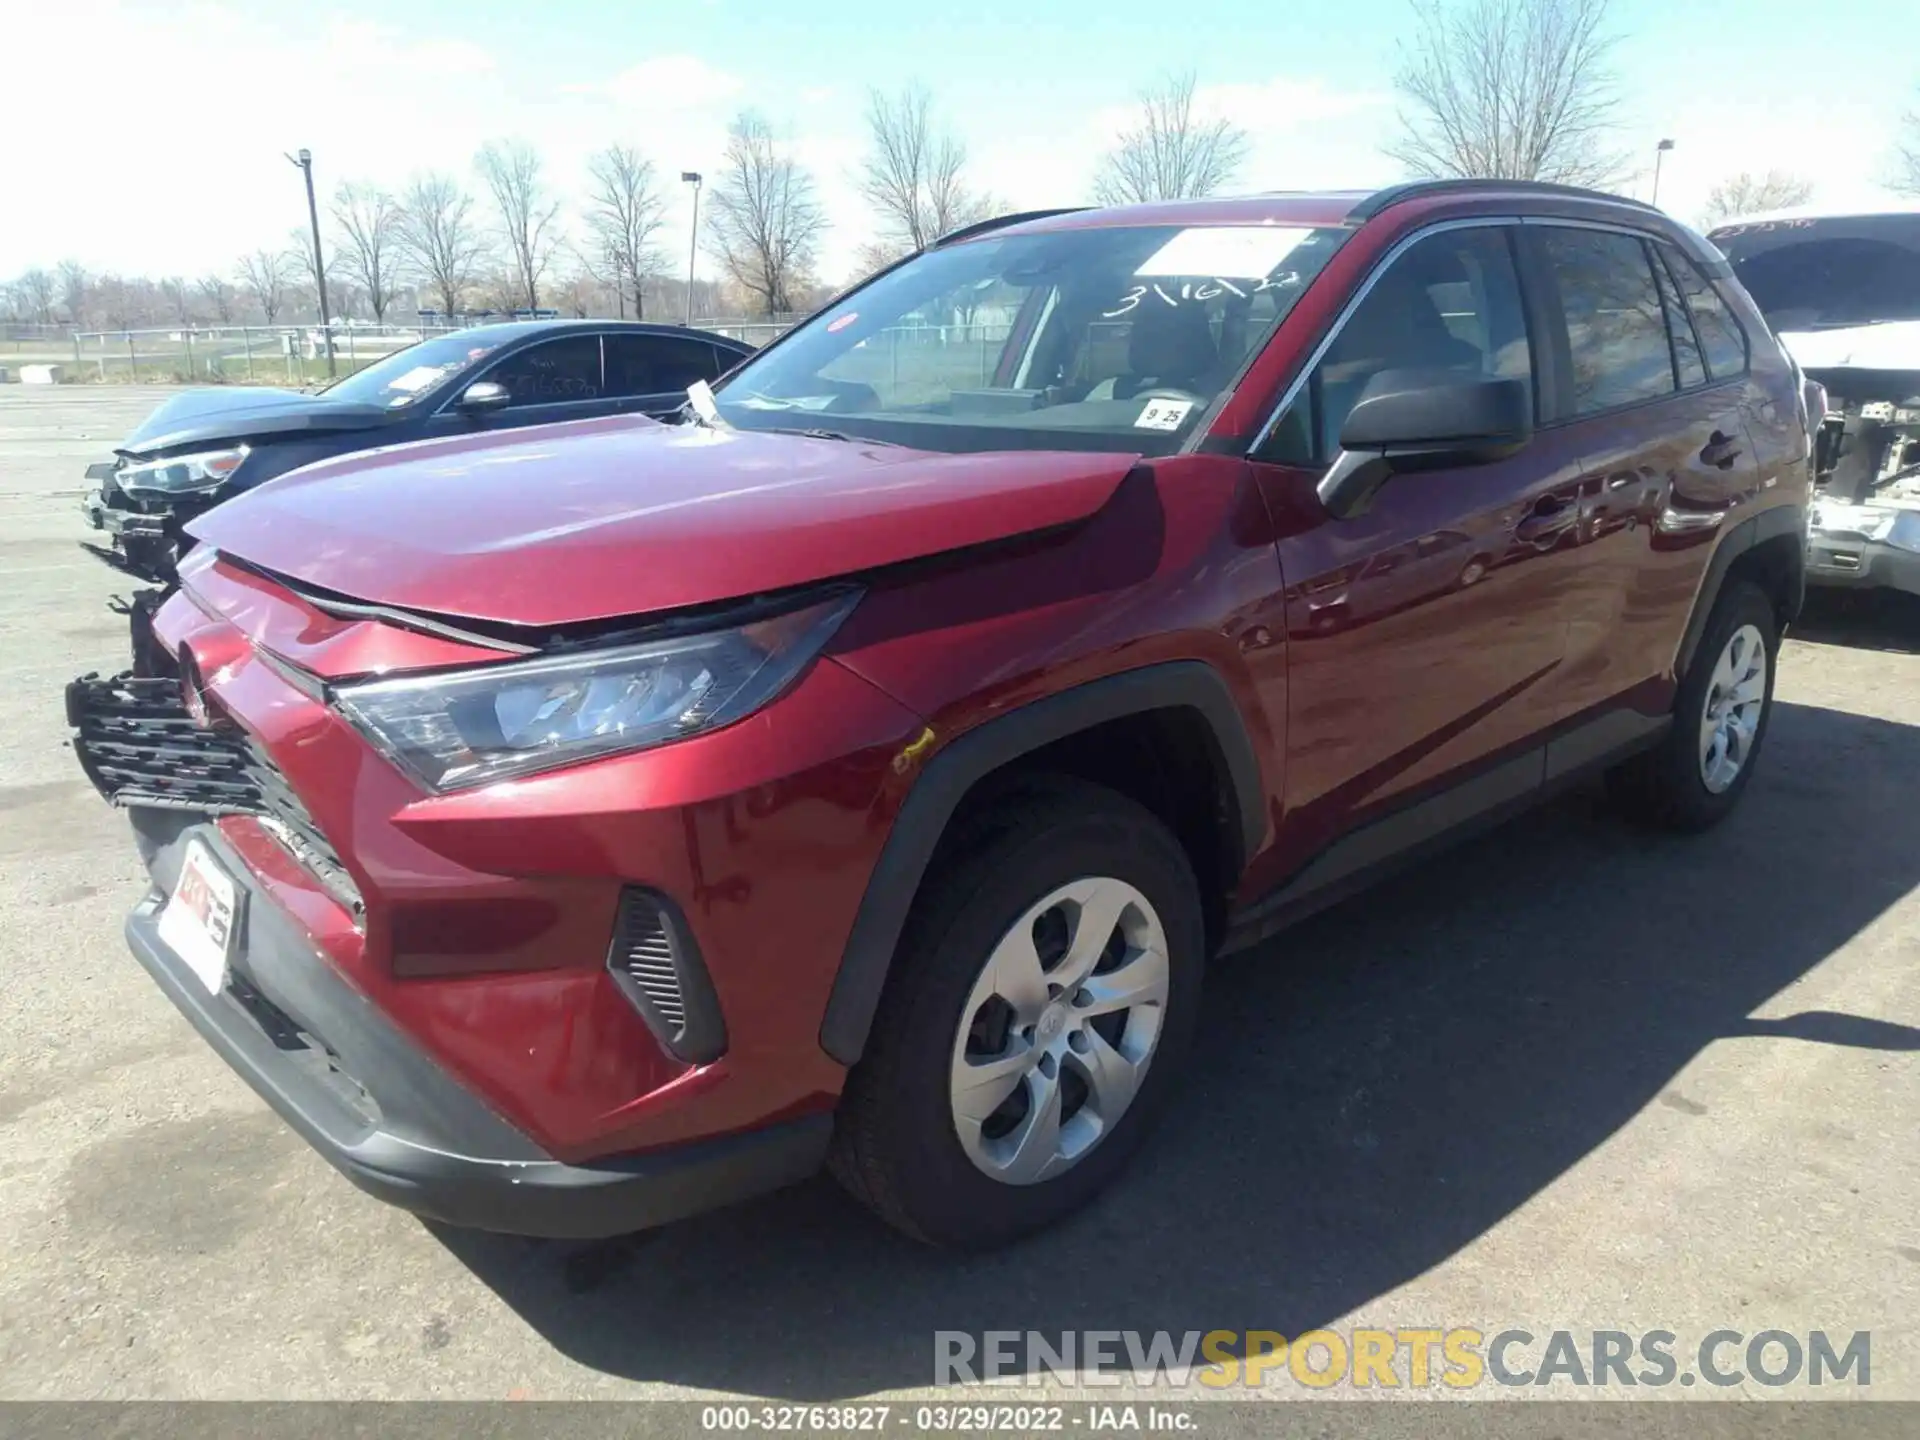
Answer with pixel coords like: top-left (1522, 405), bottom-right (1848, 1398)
top-left (1608, 579), bottom-right (1778, 831)
top-left (830, 779), bottom-right (1204, 1247)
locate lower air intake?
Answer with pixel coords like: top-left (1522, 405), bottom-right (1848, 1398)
top-left (606, 888), bottom-right (727, 1065)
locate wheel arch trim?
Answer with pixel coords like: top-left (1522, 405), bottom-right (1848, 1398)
top-left (1675, 502), bottom-right (1805, 679)
top-left (818, 661), bottom-right (1265, 1066)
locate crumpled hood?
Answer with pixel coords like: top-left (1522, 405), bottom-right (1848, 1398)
top-left (122, 386), bottom-right (392, 455)
top-left (1777, 321), bottom-right (1920, 375)
top-left (188, 413), bottom-right (1142, 628)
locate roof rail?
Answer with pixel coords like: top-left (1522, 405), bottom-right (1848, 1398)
top-left (1348, 178), bottom-right (1660, 221)
top-left (934, 207), bottom-right (1090, 247)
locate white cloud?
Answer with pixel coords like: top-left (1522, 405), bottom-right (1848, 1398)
top-left (571, 55), bottom-right (745, 114)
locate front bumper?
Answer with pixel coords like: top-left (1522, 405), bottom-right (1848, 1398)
top-left (1806, 534), bottom-right (1920, 595)
top-left (125, 820), bottom-right (832, 1237)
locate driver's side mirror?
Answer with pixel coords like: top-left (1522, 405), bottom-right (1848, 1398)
top-left (457, 380), bottom-right (511, 414)
top-left (1319, 371), bottom-right (1532, 519)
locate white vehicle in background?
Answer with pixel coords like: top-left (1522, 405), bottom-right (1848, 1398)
top-left (1709, 204), bottom-right (1920, 597)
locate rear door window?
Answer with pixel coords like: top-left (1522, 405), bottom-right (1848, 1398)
top-left (603, 334), bottom-right (725, 398)
top-left (1652, 253), bottom-right (1709, 388)
top-left (1661, 246), bottom-right (1749, 380)
top-left (1538, 228), bottom-right (1676, 415)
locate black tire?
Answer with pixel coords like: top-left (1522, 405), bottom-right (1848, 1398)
top-left (1608, 578), bottom-right (1779, 832)
top-left (829, 776), bottom-right (1205, 1248)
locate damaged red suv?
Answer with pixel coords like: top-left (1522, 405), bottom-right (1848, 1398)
top-left (69, 182), bottom-right (1811, 1248)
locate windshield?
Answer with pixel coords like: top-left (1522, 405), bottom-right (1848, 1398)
top-left (320, 331), bottom-right (506, 408)
top-left (714, 223), bottom-right (1349, 454)
top-left (1710, 215), bottom-right (1920, 331)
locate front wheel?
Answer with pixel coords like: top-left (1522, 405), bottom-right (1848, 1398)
top-left (830, 779), bottom-right (1204, 1247)
top-left (1608, 579), bottom-right (1779, 831)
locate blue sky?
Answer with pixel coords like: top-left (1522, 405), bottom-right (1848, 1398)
top-left (4, 0), bottom-right (1912, 287)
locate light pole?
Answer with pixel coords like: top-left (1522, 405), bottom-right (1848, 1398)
top-left (681, 171), bottom-right (702, 326)
top-left (1651, 138), bottom-right (1675, 208)
top-left (286, 147), bottom-right (335, 377)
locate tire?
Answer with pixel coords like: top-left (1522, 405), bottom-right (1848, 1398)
top-left (1608, 578), bottom-right (1779, 832)
top-left (829, 776), bottom-right (1205, 1248)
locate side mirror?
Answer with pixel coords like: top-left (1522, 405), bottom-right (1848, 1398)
top-left (457, 380), bottom-right (511, 414)
top-left (1320, 371), bottom-right (1533, 519)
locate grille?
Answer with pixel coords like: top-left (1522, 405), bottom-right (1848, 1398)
top-left (615, 896), bottom-right (687, 1029)
top-left (68, 672), bottom-right (362, 914)
top-left (606, 888), bottom-right (727, 1064)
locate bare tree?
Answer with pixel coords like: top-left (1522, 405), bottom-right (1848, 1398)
top-left (1389, 0), bottom-right (1625, 188)
top-left (199, 274), bottom-right (236, 323)
top-left (582, 144), bottom-right (667, 319)
top-left (858, 84), bottom-right (995, 255)
top-left (1701, 171), bottom-right (1814, 228)
top-left (706, 112), bottom-right (829, 317)
top-left (1895, 99), bottom-right (1920, 196)
top-left (476, 141), bottom-right (561, 311)
top-left (332, 182), bottom-right (401, 322)
top-left (238, 249), bottom-right (287, 323)
top-left (1093, 71), bottom-right (1249, 205)
top-left (56, 260), bottom-right (89, 327)
top-left (13, 267), bottom-right (55, 325)
top-left (158, 277), bottom-right (193, 326)
top-left (395, 172), bottom-right (488, 318)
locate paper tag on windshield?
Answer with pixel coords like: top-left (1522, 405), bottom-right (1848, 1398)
top-left (1135, 226), bottom-right (1314, 279)
top-left (687, 379), bottom-right (722, 426)
top-left (386, 365), bottom-right (444, 394)
top-left (1135, 398), bottom-right (1195, 431)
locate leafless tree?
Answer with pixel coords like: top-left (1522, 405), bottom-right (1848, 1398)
top-left (1093, 71), bottom-right (1249, 205)
top-left (858, 84), bottom-right (995, 254)
top-left (1701, 171), bottom-right (1814, 228)
top-left (1894, 100), bottom-right (1920, 196)
top-left (1388, 0), bottom-right (1626, 188)
top-left (476, 141), bottom-right (561, 311)
top-left (706, 112), bottom-right (828, 317)
top-left (198, 274), bottom-right (236, 323)
top-left (581, 144), bottom-right (667, 319)
top-left (13, 267), bottom-right (55, 325)
top-left (332, 182), bottom-right (401, 322)
top-left (238, 249), bottom-right (288, 324)
top-left (158, 276), bottom-right (193, 325)
top-left (56, 260), bottom-right (89, 327)
top-left (395, 171), bottom-right (488, 318)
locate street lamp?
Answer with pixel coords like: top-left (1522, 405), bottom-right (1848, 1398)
top-left (681, 171), bottom-right (703, 326)
top-left (285, 147), bottom-right (336, 377)
top-left (1651, 138), bottom-right (1676, 208)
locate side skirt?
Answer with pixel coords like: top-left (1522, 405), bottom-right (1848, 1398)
top-left (1222, 707), bottom-right (1670, 955)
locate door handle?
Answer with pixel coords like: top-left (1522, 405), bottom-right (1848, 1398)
top-left (1515, 496), bottom-right (1577, 544)
top-left (1700, 430), bottom-right (1743, 470)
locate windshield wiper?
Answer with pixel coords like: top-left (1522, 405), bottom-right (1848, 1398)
top-left (763, 426), bottom-right (903, 447)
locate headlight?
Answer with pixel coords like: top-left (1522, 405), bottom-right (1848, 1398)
top-left (115, 446), bottom-right (248, 497)
top-left (1887, 510), bottom-right (1920, 555)
top-left (332, 591), bottom-right (859, 792)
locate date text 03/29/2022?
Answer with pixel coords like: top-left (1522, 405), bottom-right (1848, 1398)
top-left (701, 1405), bottom-right (1194, 1432)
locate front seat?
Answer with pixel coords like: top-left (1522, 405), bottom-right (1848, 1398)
top-left (1113, 302), bottom-right (1221, 399)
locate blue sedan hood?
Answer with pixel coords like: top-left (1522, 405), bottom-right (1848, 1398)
top-left (121, 386), bottom-right (394, 456)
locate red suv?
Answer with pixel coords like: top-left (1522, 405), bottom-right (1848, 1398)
top-left (69, 182), bottom-right (1811, 1249)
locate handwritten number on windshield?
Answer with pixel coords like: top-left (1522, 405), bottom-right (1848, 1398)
top-left (1102, 273), bottom-right (1302, 318)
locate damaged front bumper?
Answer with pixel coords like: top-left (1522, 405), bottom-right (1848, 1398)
top-left (1806, 498), bottom-right (1920, 596)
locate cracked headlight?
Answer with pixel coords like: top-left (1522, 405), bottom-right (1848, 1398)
top-left (332, 591), bottom-right (858, 792)
top-left (1887, 511), bottom-right (1920, 555)
top-left (115, 446), bottom-right (249, 497)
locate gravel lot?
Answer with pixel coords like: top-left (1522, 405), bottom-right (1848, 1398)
top-left (1, 384), bottom-right (1917, 1403)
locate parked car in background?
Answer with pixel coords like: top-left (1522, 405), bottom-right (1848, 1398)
top-left (80, 319), bottom-right (756, 587)
top-left (69, 181), bottom-right (1808, 1249)
top-left (1709, 205), bottom-right (1920, 596)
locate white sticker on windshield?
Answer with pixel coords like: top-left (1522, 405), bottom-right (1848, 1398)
top-left (386, 364), bottom-right (446, 394)
top-left (1135, 226), bottom-right (1314, 279)
top-left (1135, 398), bottom-right (1195, 431)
